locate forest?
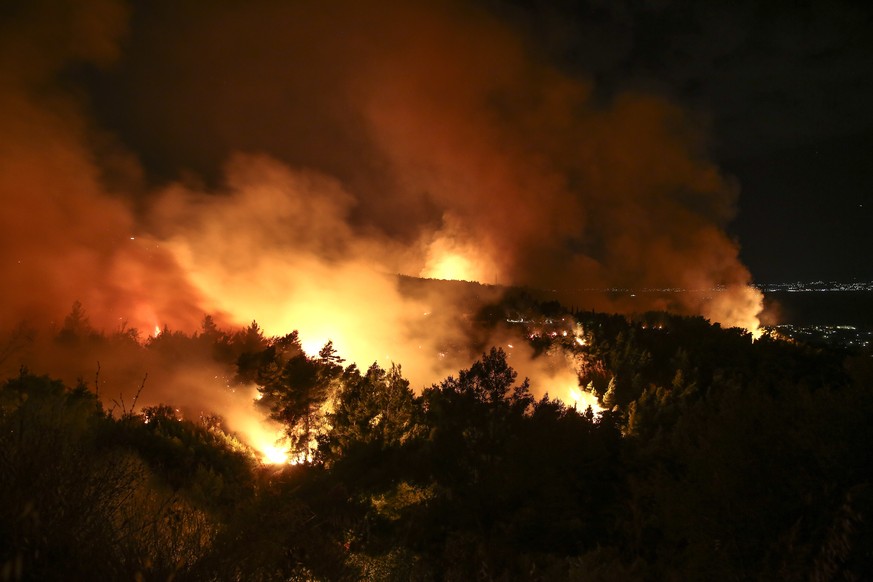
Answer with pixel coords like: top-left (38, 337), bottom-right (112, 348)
top-left (2, 293), bottom-right (873, 581)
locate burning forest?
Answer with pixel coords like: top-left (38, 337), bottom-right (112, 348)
top-left (1, 0), bottom-right (762, 341)
top-left (2, 0), bottom-right (872, 579)
top-left (0, 0), bottom-right (764, 446)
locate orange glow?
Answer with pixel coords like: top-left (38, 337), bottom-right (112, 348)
top-left (301, 335), bottom-right (331, 358)
top-left (568, 385), bottom-right (603, 413)
top-left (222, 386), bottom-right (292, 465)
top-left (700, 283), bottom-right (764, 337)
top-left (573, 323), bottom-right (588, 346)
top-left (149, 155), bottom-right (460, 389)
top-left (419, 217), bottom-right (499, 283)
top-left (422, 251), bottom-right (478, 282)
top-left (0, 0), bottom-right (773, 477)
top-left (502, 334), bottom-right (604, 415)
top-left (261, 443), bottom-right (290, 465)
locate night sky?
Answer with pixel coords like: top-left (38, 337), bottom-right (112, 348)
top-left (492, 0), bottom-right (873, 282)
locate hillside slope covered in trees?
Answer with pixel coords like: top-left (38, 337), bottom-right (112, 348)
top-left (2, 297), bottom-right (872, 580)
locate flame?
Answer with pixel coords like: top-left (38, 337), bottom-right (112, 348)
top-left (261, 443), bottom-right (290, 465)
top-left (217, 385), bottom-right (292, 465)
top-left (154, 324), bottom-right (161, 337)
top-left (568, 385), bottom-right (603, 413)
top-left (700, 283), bottom-right (764, 337)
top-left (289, 452), bottom-right (314, 466)
top-left (508, 338), bottom-right (604, 416)
top-left (242, 422), bottom-right (291, 465)
top-left (419, 218), bottom-right (499, 283)
top-left (422, 251), bottom-right (478, 282)
top-left (573, 323), bottom-right (588, 346)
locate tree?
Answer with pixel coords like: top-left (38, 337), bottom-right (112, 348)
top-left (57, 300), bottom-right (96, 343)
top-left (230, 321), bottom-right (271, 379)
top-left (326, 362), bottom-right (419, 463)
top-left (318, 340), bottom-right (345, 368)
top-left (257, 340), bottom-right (344, 463)
top-left (420, 347), bottom-right (533, 493)
top-left (454, 346), bottom-right (532, 409)
top-left (603, 376), bottom-right (618, 409)
top-left (0, 372), bottom-right (219, 580)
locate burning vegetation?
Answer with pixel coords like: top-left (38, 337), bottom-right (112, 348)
top-left (2, 297), bottom-right (873, 579)
top-left (5, 0), bottom-right (871, 579)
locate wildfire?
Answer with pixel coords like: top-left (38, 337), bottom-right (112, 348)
top-left (516, 349), bottom-right (604, 416)
top-left (247, 426), bottom-right (291, 465)
top-left (261, 443), bottom-right (290, 465)
top-left (301, 336), bottom-right (330, 358)
top-left (422, 251), bottom-right (478, 282)
top-left (219, 385), bottom-right (293, 466)
top-left (419, 223), bottom-right (498, 283)
top-left (568, 385), bottom-right (603, 414)
top-left (701, 283), bottom-right (764, 338)
top-left (573, 323), bottom-right (588, 346)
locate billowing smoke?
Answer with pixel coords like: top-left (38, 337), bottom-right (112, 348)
top-left (147, 153), bottom-right (477, 387)
top-left (0, 0), bottom-right (205, 332)
top-left (1, 0), bottom-right (761, 434)
top-left (97, 0), bottom-right (760, 328)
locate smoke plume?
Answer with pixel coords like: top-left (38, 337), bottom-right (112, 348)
top-left (98, 0), bottom-right (760, 327)
top-left (1, 0), bottom-right (761, 421)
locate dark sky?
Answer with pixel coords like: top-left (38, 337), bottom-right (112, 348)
top-left (489, 0), bottom-right (873, 282)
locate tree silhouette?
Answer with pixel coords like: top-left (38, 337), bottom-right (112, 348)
top-left (255, 340), bottom-right (345, 462)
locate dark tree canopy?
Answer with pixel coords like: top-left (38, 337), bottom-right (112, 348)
top-left (2, 298), bottom-right (873, 580)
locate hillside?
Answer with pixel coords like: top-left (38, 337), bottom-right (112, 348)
top-left (2, 295), bottom-right (872, 580)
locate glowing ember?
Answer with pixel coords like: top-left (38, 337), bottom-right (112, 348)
top-left (572, 323), bottom-right (588, 347)
top-left (289, 452), bottom-right (314, 466)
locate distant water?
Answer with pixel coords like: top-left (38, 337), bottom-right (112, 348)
top-left (762, 291), bottom-right (873, 328)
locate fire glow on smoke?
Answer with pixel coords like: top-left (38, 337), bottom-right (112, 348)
top-left (0, 0), bottom-right (765, 464)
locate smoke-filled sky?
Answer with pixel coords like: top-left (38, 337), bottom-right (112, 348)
top-left (80, 0), bottom-right (873, 284)
top-left (3, 0), bottom-right (871, 348)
